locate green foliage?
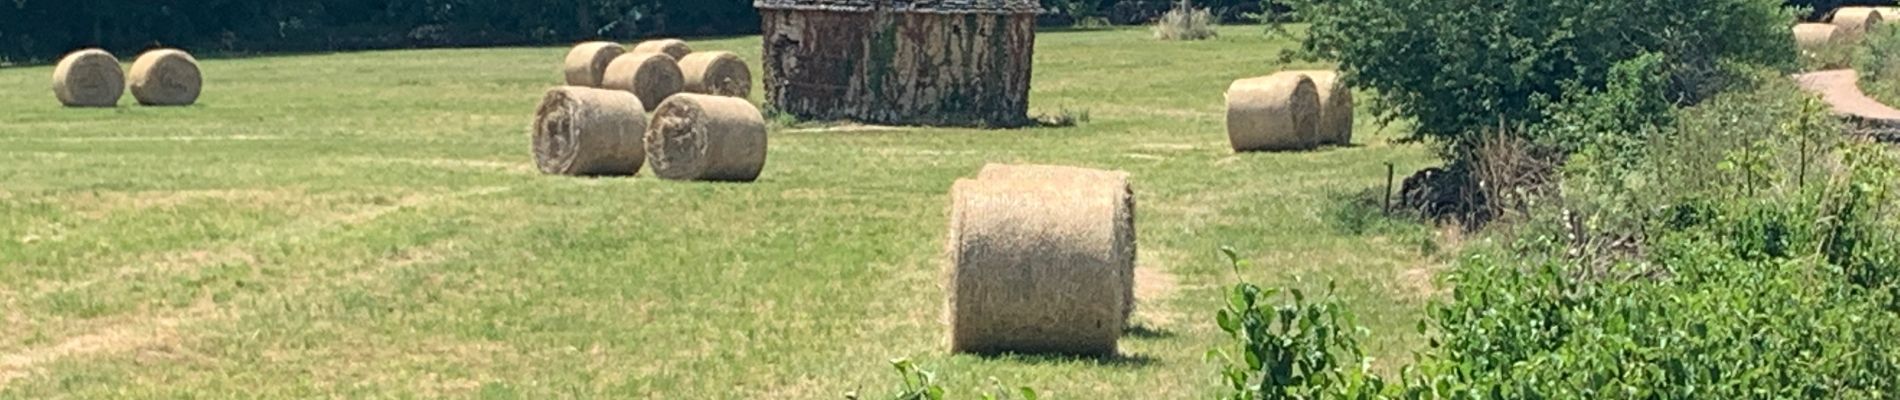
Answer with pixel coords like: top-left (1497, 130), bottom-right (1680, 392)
top-left (1213, 247), bottom-right (1393, 400)
top-left (1416, 72), bottom-right (1900, 398)
top-left (849, 359), bottom-right (1039, 400)
top-left (1279, 0), bottom-right (1797, 154)
top-left (1536, 53), bottom-right (1677, 159)
top-left (1857, 24), bottom-right (1900, 105)
top-left (1220, 70), bottom-right (1900, 398)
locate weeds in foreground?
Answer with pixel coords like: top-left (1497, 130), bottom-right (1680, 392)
top-left (1211, 247), bottom-right (1388, 400)
top-left (848, 358), bottom-right (1038, 400)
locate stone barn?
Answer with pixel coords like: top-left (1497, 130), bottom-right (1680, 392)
top-left (755, 0), bottom-right (1040, 127)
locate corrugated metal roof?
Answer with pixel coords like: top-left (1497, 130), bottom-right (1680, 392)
top-left (754, 0), bottom-right (1042, 14)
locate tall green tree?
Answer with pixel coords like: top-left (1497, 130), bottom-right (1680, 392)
top-left (1282, 0), bottom-right (1797, 154)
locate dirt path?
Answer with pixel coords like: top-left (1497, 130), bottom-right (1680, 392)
top-left (1794, 70), bottom-right (1900, 123)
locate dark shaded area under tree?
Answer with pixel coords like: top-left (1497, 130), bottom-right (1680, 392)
top-left (0, 0), bottom-right (1879, 64)
top-left (0, 0), bottom-right (759, 63)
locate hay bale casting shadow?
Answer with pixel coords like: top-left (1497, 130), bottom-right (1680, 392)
top-left (976, 164), bottom-right (1137, 322)
top-left (1225, 72), bottom-right (1321, 152)
top-left (1285, 70), bottom-right (1353, 146)
top-left (52, 49), bottom-right (124, 107)
top-left (644, 93), bottom-right (767, 182)
top-left (946, 175), bottom-right (1133, 356)
top-left (603, 52), bottom-right (685, 112)
top-left (532, 86), bottom-right (647, 176)
top-left (678, 51), bottom-right (753, 99)
top-left (129, 49), bottom-right (202, 106)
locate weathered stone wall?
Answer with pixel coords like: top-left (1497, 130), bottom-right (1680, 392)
top-left (762, 10), bottom-right (1036, 127)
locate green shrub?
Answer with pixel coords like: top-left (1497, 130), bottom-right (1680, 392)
top-left (1536, 53), bottom-right (1677, 159)
top-left (1279, 0), bottom-right (1797, 153)
top-left (1217, 76), bottom-right (1900, 399)
top-left (1856, 24), bottom-right (1900, 105)
top-left (1212, 248), bottom-right (1391, 400)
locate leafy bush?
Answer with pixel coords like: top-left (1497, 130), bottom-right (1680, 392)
top-left (1218, 74), bottom-right (1900, 399)
top-left (1153, 2), bottom-right (1219, 41)
top-left (1279, 0), bottom-right (1797, 154)
top-left (1212, 248), bottom-right (1391, 400)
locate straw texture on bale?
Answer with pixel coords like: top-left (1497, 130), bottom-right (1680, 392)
top-left (975, 164), bottom-right (1137, 322)
top-left (678, 51), bottom-right (753, 98)
top-left (51, 49), bottom-right (124, 107)
top-left (532, 86), bottom-right (647, 176)
top-left (1795, 23), bottom-right (1842, 50)
top-left (603, 52), bottom-right (685, 112)
top-left (1285, 70), bottom-right (1353, 145)
top-left (128, 49), bottom-right (203, 106)
top-left (1833, 7), bottom-right (1885, 39)
top-left (1225, 73), bottom-right (1321, 152)
top-left (946, 177), bottom-right (1133, 356)
top-left (563, 41), bottom-right (626, 88)
top-left (632, 39), bottom-right (693, 61)
top-left (644, 93), bottom-right (768, 182)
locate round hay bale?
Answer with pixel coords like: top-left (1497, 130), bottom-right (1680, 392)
top-left (1796, 23), bottom-right (1842, 50)
top-left (1285, 70), bottom-right (1354, 146)
top-left (128, 49), bottom-right (203, 106)
top-left (976, 164), bottom-right (1137, 322)
top-left (603, 52), bottom-right (685, 112)
top-left (644, 93), bottom-right (767, 182)
top-left (1832, 7), bottom-right (1885, 39)
top-left (678, 51), bottom-right (753, 98)
top-left (51, 49), bottom-right (124, 107)
top-left (946, 177), bottom-right (1133, 356)
top-left (1225, 73), bottom-right (1321, 152)
top-left (532, 86), bottom-right (647, 176)
top-left (563, 41), bottom-right (626, 88)
top-left (632, 39), bottom-right (693, 61)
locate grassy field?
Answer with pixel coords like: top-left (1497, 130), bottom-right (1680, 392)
top-left (0, 26), bottom-right (1440, 398)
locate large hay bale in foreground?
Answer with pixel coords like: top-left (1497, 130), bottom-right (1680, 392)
top-left (946, 177), bottom-right (1132, 356)
top-left (564, 41), bottom-right (626, 88)
top-left (976, 164), bottom-right (1137, 321)
top-left (644, 93), bottom-right (767, 182)
top-left (1225, 73), bottom-right (1321, 152)
top-left (632, 39), bottom-right (693, 61)
top-left (1796, 23), bottom-right (1842, 50)
top-left (603, 52), bottom-right (685, 112)
top-left (52, 49), bottom-right (124, 107)
top-left (1833, 7), bottom-right (1885, 40)
top-left (1285, 70), bottom-right (1353, 146)
top-left (128, 49), bottom-right (202, 106)
top-left (678, 51), bottom-right (753, 98)
top-left (532, 86), bottom-right (647, 176)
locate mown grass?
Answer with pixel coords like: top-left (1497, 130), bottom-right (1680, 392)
top-left (0, 25), bottom-right (1439, 398)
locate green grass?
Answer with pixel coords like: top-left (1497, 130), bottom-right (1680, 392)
top-left (0, 25), bottom-right (1439, 398)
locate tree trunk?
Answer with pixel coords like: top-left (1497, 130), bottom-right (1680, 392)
top-left (761, 10), bottom-right (1036, 128)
